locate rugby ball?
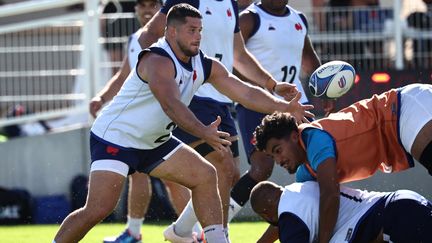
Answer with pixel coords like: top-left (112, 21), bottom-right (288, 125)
top-left (309, 61), bottom-right (355, 99)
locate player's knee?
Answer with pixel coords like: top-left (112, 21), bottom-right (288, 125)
top-left (83, 203), bottom-right (116, 222)
top-left (194, 162), bottom-right (218, 187)
top-left (249, 154), bottom-right (274, 182)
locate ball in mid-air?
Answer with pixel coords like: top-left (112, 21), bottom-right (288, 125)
top-left (309, 60), bottom-right (355, 99)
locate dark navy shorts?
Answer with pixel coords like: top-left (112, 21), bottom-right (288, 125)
top-left (236, 104), bottom-right (266, 162)
top-left (90, 132), bottom-right (182, 175)
top-left (351, 190), bottom-right (432, 243)
top-left (173, 96), bottom-right (238, 144)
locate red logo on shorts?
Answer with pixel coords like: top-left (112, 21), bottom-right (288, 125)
top-left (106, 146), bottom-right (119, 156)
top-left (227, 9), bottom-right (232, 18)
top-left (250, 137), bottom-right (257, 146)
top-left (295, 23), bottom-right (302, 31)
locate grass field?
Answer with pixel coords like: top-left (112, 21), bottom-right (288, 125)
top-left (0, 221), bottom-right (272, 243)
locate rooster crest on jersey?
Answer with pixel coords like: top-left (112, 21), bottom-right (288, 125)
top-left (309, 60), bottom-right (355, 99)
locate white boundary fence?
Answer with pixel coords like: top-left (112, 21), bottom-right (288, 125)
top-left (0, 0), bottom-right (100, 127)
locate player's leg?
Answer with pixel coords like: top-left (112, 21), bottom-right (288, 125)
top-left (162, 179), bottom-right (190, 215)
top-left (54, 170), bottom-right (126, 242)
top-left (382, 190), bottom-right (432, 242)
top-left (166, 138), bottom-right (236, 240)
top-left (149, 142), bottom-right (227, 243)
top-left (103, 172), bottom-right (152, 242)
top-left (399, 83), bottom-right (432, 175)
top-left (165, 99), bottom-right (237, 241)
top-left (230, 104), bottom-right (273, 219)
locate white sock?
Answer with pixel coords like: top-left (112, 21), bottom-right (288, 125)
top-left (192, 222), bottom-right (202, 235)
top-left (126, 216), bottom-right (144, 238)
top-left (224, 227), bottom-right (231, 243)
top-left (203, 224), bottom-right (227, 243)
top-left (227, 197), bottom-right (243, 222)
top-left (174, 200), bottom-right (198, 237)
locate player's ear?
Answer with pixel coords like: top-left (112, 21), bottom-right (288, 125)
top-left (290, 130), bottom-right (299, 142)
top-left (166, 25), bottom-right (176, 37)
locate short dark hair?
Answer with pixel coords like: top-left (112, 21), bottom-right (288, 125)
top-left (166, 3), bottom-right (202, 27)
top-left (254, 112), bottom-right (298, 151)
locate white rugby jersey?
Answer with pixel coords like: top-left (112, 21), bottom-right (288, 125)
top-left (279, 181), bottom-right (389, 243)
top-left (91, 37), bottom-right (211, 149)
top-left (127, 30), bottom-right (142, 69)
top-left (245, 4), bottom-right (308, 104)
top-left (193, 0), bottom-right (238, 103)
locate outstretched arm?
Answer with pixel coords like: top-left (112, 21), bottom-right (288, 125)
top-left (208, 60), bottom-right (314, 123)
top-left (140, 54), bottom-right (231, 153)
top-left (89, 54), bottom-right (131, 117)
top-left (316, 158), bottom-right (340, 243)
top-left (233, 24), bottom-right (297, 98)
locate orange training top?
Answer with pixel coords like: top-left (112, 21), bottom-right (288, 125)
top-left (299, 89), bottom-right (414, 183)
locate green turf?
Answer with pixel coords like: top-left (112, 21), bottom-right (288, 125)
top-left (0, 221), bottom-right (275, 242)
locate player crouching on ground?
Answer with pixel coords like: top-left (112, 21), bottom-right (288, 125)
top-left (250, 181), bottom-right (432, 243)
top-left (254, 83), bottom-right (432, 243)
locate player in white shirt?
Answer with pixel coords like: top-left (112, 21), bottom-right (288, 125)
top-left (251, 181), bottom-right (432, 243)
top-left (89, 1), bottom-right (190, 242)
top-left (229, 0), bottom-right (335, 223)
top-left (53, 4), bottom-right (313, 243)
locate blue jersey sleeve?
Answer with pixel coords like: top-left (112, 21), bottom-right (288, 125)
top-left (301, 127), bottom-right (336, 170)
top-left (295, 164), bottom-right (316, 182)
top-left (278, 212), bottom-right (310, 243)
top-left (161, 0), bottom-right (200, 14)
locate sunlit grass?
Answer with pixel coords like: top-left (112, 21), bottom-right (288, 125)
top-left (0, 221), bottom-right (274, 243)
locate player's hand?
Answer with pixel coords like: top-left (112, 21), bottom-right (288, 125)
top-left (273, 82), bottom-right (298, 99)
top-left (287, 92), bottom-right (315, 124)
top-left (203, 116), bottom-right (231, 155)
top-left (322, 99), bottom-right (336, 117)
top-left (89, 96), bottom-right (104, 118)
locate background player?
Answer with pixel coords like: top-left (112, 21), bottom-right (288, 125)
top-left (251, 181), bottom-right (432, 242)
top-left (254, 83), bottom-right (432, 243)
top-left (230, 0), bottom-right (335, 219)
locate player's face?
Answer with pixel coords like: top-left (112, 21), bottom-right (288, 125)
top-left (265, 132), bottom-right (304, 174)
top-left (175, 17), bottom-right (202, 57)
top-left (135, 0), bottom-right (161, 26)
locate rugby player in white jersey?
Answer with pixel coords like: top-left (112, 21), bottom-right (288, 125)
top-left (53, 4), bottom-right (313, 243)
top-left (251, 181), bottom-right (432, 243)
top-left (91, 0), bottom-right (277, 241)
top-left (89, 1), bottom-right (192, 242)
